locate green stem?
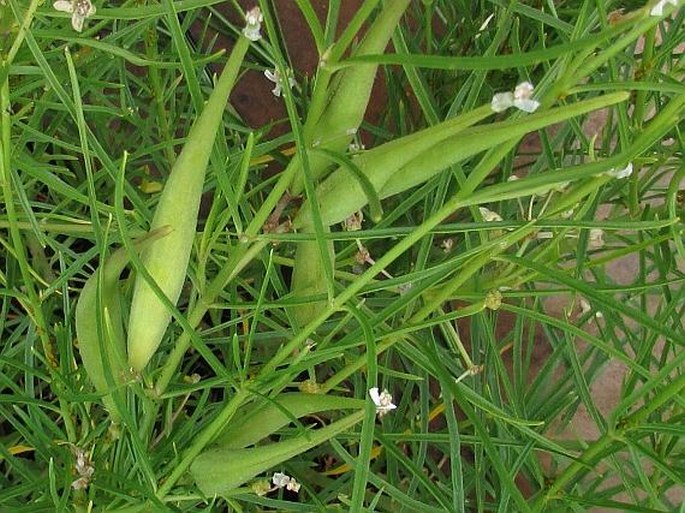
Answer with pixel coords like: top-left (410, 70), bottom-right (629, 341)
top-left (1, 0), bottom-right (40, 76)
top-left (156, 387), bottom-right (251, 498)
top-left (1, 70), bottom-right (77, 441)
top-left (152, 238), bottom-right (271, 398)
top-left (258, 180), bottom-right (519, 379)
top-left (144, 23), bottom-right (176, 166)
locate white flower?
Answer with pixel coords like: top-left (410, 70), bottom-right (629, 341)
top-left (479, 206), bottom-right (503, 222)
top-left (512, 81), bottom-right (541, 113)
top-left (271, 472), bottom-right (301, 493)
top-left (579, 298), bottom-right (603, 319)
top-left (369, 387), bottom-right (396, 417)
top-left (264, 68), bottom-right (295, 97)
top-left (491, 81), bottom-right (540, 113)
top-left (491, 92), bottom-right (514, 113)
top-left (286, 479), bottom-right (301, 493)
top-left (272, 472), bottom-right (290, 488)
top-left (243, 6), bottom-right (263, 41)
top-left (650, 0), bottom-right (679, 16)
top-left (606, 162), bottom-right (633, 179)
top-left (53, 0), bottom-right (96, 33)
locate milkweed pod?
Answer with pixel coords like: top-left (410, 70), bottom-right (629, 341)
top-left (290, 0), bottom-right (412, 194)
top-left (75, 227), bottom-right (171, 419)
top-left (290, 230), bottom-right (334, 329)
top-left (127, 37), bottom-right (250, 372)
top-left (294, 93), bottom-right (629, 230)
top-left (191, 410), bottom-right (364, 496)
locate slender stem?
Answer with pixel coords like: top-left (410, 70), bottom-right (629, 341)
top-left (3, 0), bottom-right (40, 71)
top-left (258, 189), bottom-right (494, 379)
top-left (156, 387), bottom-right (251, 498)
top-left (1, 70), bottom-right (77, 441)
top-left (153, 238), bottom-right (271, 398)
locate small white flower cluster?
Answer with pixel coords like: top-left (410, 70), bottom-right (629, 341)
top-left (491, 81), bottom-right (540, 113)
top-left (650, 0), bottom-right (679, 16)
top-left (264, 68), bottom-right (296, 97)
top-left (71, 447), bottom-right (95, 490)
top-left (243, 6), bottom-right (263, 41)
top-left (369, 387), bottom-right (396, 417)
top-left (272, 471), bottom-right (301, 493)
top-left (580, 297), bottom-right (603, 320)
top-left (53, 0), bottom-right (95, 33)
top-left (348, 141), bottom-right (366, 153)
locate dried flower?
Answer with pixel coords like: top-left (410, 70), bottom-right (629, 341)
top-left (264, 68), bottom-right (295, 97)
top-left (650, 0), bottom-right (679, 16)
top-left (369, 387), bottom-right (396, 417)
top-left (53, 0), bottom-right (95, 33)
top-left (479, 206), bottom-right (503, 222)
top-left (355, 244), bottom-right (371, 265)
top-left (343, 211), bottom-right (364, 232)
top-left (286, 479), bottom-right (301, 493)
top-left (243, 6), bottom-right (263, 41)
top-left (589, 228), bottom-right (605, 247)
top-left (251, 479), bottom-right (271, 496)
top-left (397, 282), bottom-right (413, 295)
top-left (71, 446), bottom-right (95, 490)
top-left (485, 289), bottom-right (502, 310)
top-left (299, 378), bottom-right (322, 394)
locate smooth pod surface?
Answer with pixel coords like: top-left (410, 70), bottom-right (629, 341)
top-left (76, 228), bottom-right (171, 418)
top-left (294, 92), bottom-right (629, 229)
top-left (289, 0), bottom-right (412, 193)
top-left (127, 38), bottom-right (249, 371)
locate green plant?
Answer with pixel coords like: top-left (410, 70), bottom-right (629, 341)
top-left (1, 1), bottom-right (683, 511)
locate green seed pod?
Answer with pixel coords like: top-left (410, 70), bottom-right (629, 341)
top-left (290, 230), bottom-right (334, 328)
top-left (289, 0), bottom-right (412, 194)
top-left (75, 228), bottom-right (171, 419)
top-left (294, 105), bottom-right (494, 230)
top-left (295, 92), bottom-right (629, 229)
top-left (191, 409), bottom-right (364, 496)
top-left (127, 37), bottom-right (249, 372)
